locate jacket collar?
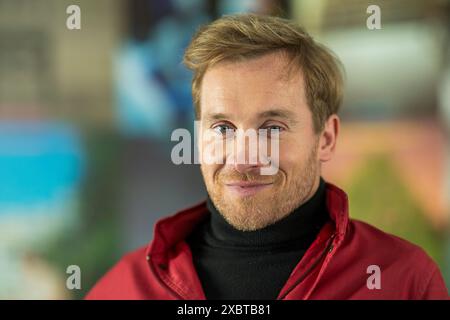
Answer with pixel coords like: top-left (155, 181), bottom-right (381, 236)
top-left (147, 181), bottom-right (349, 260)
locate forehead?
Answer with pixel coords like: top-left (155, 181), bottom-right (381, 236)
top-left (200, 51), bottom-right (307, 118)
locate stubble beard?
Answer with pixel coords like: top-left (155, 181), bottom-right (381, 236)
top-left (203, 142), bottom-right (320, 231)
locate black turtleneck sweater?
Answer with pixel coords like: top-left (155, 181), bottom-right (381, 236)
top-left (186, 178), bottom-right (330, 300)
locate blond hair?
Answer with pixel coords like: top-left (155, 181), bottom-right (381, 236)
top-left (183, 13), bottom-right (344, 133)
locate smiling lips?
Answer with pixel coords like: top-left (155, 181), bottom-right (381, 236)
top-left (225, 181), bottom-right (274, 196)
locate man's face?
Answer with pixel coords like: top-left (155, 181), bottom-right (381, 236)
top-left (199, 52), bottom-right (322, 231)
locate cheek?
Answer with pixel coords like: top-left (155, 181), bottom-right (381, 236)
top-left (277, 138), bottom-right (314, 176)
top-left (278, 137), bottom-right (305, 162)
top-left (200, 163), bottom-right (221, 184)
top-left (277, 146), bottom-right (296, 180)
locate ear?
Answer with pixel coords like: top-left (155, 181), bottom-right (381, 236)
top-left (318, 114), bottom-right (340, 163)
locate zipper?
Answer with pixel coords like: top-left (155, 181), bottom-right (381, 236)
top-left (277, 233), bottom-right (336, 300)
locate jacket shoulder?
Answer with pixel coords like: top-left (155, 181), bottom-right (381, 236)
top-left (351, 219), bottom-right (424, 250)
top-left (349, 219), bottom-right (435, 264)
top-left (347, 219), bottom-right (448, 299)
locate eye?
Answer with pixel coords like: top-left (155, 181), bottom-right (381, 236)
top-left (261, 124), bottom-right (284, 137)
top-left (267, 125), bottom-right (283, 132)
top-left (212, 124), bottom-right (235, 137)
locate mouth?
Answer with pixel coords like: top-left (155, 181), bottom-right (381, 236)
top-left (224, 181), bottom-right (274, 196)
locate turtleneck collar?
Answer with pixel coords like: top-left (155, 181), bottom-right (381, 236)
top-left (204, 177), bottom-right (329, 248)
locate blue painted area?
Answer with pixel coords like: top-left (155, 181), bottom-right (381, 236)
top-left (0, 121), bottom-right (85, 212)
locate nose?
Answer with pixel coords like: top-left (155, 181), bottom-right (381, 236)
top-left (234, 161), bottom-right (264, 174)
top-left (230, 131), bottom-right (266, 174)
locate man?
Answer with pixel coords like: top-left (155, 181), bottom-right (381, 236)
top-left (86, 14), bottom-right (448, 299)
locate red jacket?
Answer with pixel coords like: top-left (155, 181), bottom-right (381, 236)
top-left (86, 183), bottom-right (448, 300)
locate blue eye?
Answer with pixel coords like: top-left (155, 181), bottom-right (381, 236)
top-left (268, 125), bottom-right (283, 132)
top-left (263, 125), bottom-right (284, 136)
top-left (213, 124), bottom-right (235, 137)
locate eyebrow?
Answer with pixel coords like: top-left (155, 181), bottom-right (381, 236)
top-left (203, 108), bottom-right (298, 124)
top-left (204, 112), bottom-right (230, 122)
top-left (257, 109), bottom-right (297, 121)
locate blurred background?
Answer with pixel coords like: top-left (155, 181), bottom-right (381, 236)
top-left (0, 0), bottom-right (449, 299)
